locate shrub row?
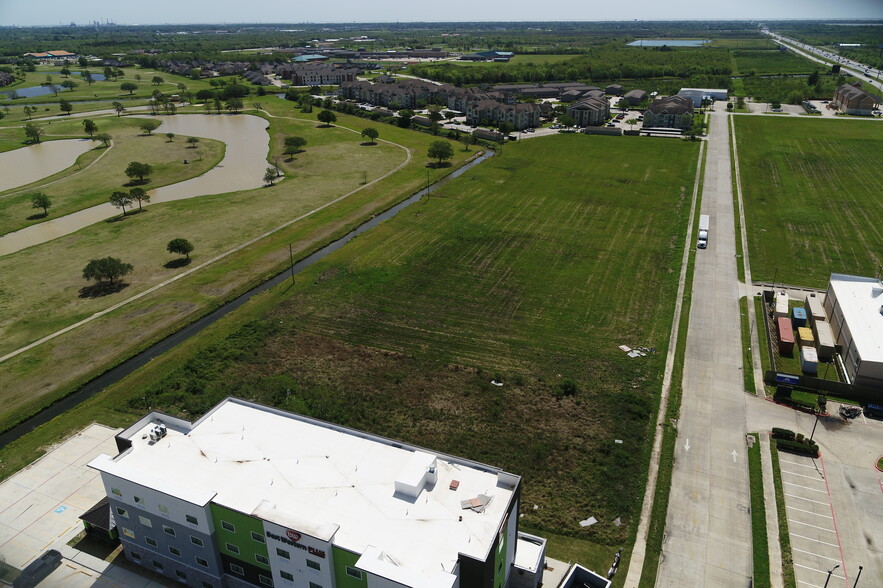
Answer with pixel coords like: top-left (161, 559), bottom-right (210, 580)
top-left (771, 427), bottom-right (795, 440)
top-left (775, 438), bottom-right (819, 458)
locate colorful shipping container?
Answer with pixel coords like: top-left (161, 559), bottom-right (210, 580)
top-left (801, 346), bottom-right (818, 375)
top-left (814, 321), bottom-right (836, 362)
top-left (791, 307), bottom-right (807, 328)
top-left (774, 292), bottom-right (790, 318)
top-left (798, 327), bottom-right (814, 347)
top-left (777, 317), bottom-right (795, 355)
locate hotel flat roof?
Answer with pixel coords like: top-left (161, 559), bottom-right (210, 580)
top-left (90, 398), bottom-right (518, 587)
top-left (829, 273), bottom-right (883, 364)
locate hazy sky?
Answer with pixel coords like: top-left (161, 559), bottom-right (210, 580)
top-left (1, 0), bottom-right (882, 27)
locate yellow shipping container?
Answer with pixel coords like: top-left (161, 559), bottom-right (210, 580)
top-left (798, 326), bottom-right (814, 346)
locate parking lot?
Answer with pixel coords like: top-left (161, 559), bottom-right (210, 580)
top-left (0, 424), bottom-right (174, 587)
top-left (778, 453), bottom-right (848, 587)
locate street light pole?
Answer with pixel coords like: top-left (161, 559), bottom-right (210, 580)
top-left (823, 564), bottom-right (839, 588)
top-left (852, 565), bottom-right (862, 587)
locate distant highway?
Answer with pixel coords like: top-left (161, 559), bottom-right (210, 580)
top-left (763, 30), bottom-right (883, 95)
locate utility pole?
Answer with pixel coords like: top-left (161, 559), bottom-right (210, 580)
top-left (823, 564), bottom-right (839, 587)
top-left (853, 565), bottom-right (862, 587)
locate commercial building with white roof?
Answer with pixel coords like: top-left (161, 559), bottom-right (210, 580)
top-left (824, 273), bottom-right (883, 388)
top-left (88, 397), bottom-right (547, 588)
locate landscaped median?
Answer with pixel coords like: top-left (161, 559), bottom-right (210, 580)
top-left (769, 440), bottom-right (797, 588)
top-left (747, 433), bottom-right (771, 588)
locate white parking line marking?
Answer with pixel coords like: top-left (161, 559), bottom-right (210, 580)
top-left (797, 580), bottom-right (822, 588)
top-left (794, 563), bottom-right (845, 579)
top-left (789, 519), bottom-right (836, 533)
top-left (792, 547), bottom-right (842, 562)
top-left (780, 459), bottom-right (818, 469)
top-left (782, 470), bottom-right (826, 482)
top-left (787, 505), bottom-right (833, 519)
top-left (790, 533), bottom-right (841, 548)
top-left (784, 481), bottom-right (829, 494)
top-left (785, 493), bottom-right (829, 506)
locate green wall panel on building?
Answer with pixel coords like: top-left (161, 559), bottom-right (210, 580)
top-left (332, 546), bottom-right (369, 588)
top-left (209, 503), bottom-right (271, 571)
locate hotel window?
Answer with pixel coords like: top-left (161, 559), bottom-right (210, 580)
top-left (169, 546), bottom-right (181, 557)
top-left (111, 488), bottom-right (122, 496)
top-left (153, 560), bottom-right (164, 570)
top-left (122, 528), bottom-right (135, 539)
top-left (255, 554), bottom-right (269, 565)
top-left (259, 575), bottom-right (274, 587)
top-left (185, 514), bottom-right (198, 525)
top-left (221, 520), bottom-right (235, 533)
top-left (195, 556), bottom-right (209, 567)
top-left (226, 542), bottom-right (240, 555)
top-left (280, 571), bottom-right (294, 581)
top-left (345, 567), bottom-right (363, 579)
top-left (116, 507), bottom-right (129, 519)
top-left (309, 583), bottom-right (322, 588)
top-left (134, 496), bottom-right (143, 504)
top-left (276, 548), bottom-right (290, 559)
top-left (163, 525), bottom-right (175, 537)
top-left (230, 563), bottom-right (245, 576)
top-left (139, 516), bottom-right (152, 528)
top-left (146, 536), bottom-right (158, 547)
top-left (130, 551), bottom-right (141, 561)
top-left (306, 559), bottom-right (321, 571)
top-left (251, 531), bottom-right (265, 543)
top-left (190, 536), bottom-right (204, 548)
top-left (158, 504), bottom-right (170, 515)
top-left (176, 570), bottom-right (187, 581)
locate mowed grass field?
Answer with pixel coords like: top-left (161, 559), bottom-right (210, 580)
top-left (731, 49), bottom-right (817, 75)
top-left (0, 105), bottom-right (473, 434)
top-left (108, 134), bottom-right (700, 550)
top-left (735, 116), bottom-right (883, 286)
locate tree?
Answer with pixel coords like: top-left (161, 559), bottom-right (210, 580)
top-left (166, 238), bottom-right (194, 260)
top-left (427, 140), bottom-right (454, 165)
top-left (361, 127), bottom-right (379, 144)
top-left (60, 79), bottom-right (78, 92)
top-left (82, 119), bottom-right (97, 137)
top-left (82, 71), bottom-right (94, 86)
top-left (96, 133), bottom-right (112, 147)
top-left (831, 64), bottom-right (841, 74)
top-left (129, 187), bottom-right (150, 211)
top-left (23, 105), bottom-right (36, 120)
top-left (284, 136), bottom-right (307, 155)
top-left (125, 161), bottom-right (152, 184)
top-left (213, 97), bottom-right (223, 115)
top-left (112, 101), bottom-right (125, 117)
top-left (30, 192), bottom-right (52, 216)
top-left (82, 257), bottom-right (133, 287)
top-left (186, 136), bottom-right (200, 148)
top-left (139, 119), bottom-right (161, 135)
top-left (135, 74), bottom-right (142, 83)
top-left (59, 99), bottom-right (73, 115)
top-left (770, 100), bottom-right (782, 111)
top-left (60, 67), bottom-right (71, 78)
top-left (225, 97), bottom-right (243, 113)
top-left (109, 191), bottom-right (133, 215)
top-left (104, 66), bottom-right (114, 80)
top-left (625, 117), bottom-right (638, 130)
top-left (152, 76), bottom-right (164, 86)
top-left (264, 167), bottom-right (279, 186)
top-left (317, 109), bottom-right (337, 126)
top-left (121, 82), bottom-right (138, 95)
top-left (397, 109), bottom-right (414, 128)
top-left (726, 102), bottom-right (734, 111)
top-left (165, 132), bottom-right (175, 142)
top-left (498, 121), bottom-right (515, 135)
top-left (77, 56), bottom-right (87, 67)
top-left (558, 114), bottom-right (576, 128)
top-left (24, 123), bottom-right (44, 144)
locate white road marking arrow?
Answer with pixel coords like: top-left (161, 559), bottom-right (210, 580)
top-left (731, 450), bottom-right (738, 462)
top-left (684, 439), bottom-right (691, 452)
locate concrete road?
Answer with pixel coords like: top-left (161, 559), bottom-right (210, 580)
top-left (655, 111), bottom-right (754, 587)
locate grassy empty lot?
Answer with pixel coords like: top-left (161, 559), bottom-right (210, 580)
top-left (0, 105), bottom-right (472, 434)
top-left (102, 134), bottom-right (699, 552)
top-left (735, 116), bottom-right (883, 287)
top-left (0, 116), bottom-right (225, 234)
top-left (731, 49), bottom-right (817, 75)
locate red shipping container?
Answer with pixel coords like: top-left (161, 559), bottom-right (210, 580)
top-left (777, 316), bottom-right (795, 355)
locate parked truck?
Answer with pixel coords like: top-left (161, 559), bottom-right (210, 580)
top-left (698, 215), bottom-right (710, 249)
